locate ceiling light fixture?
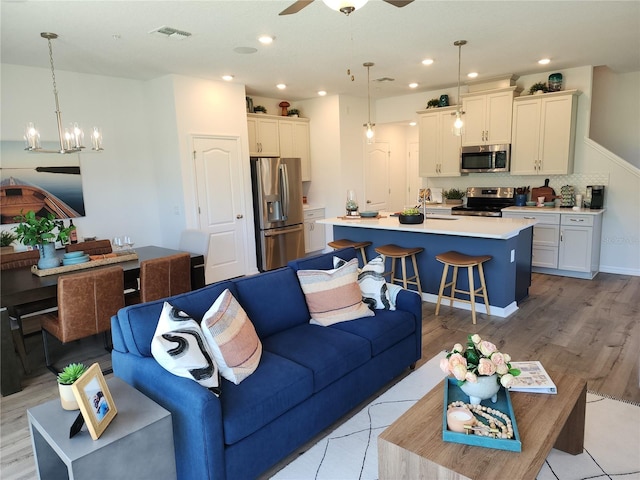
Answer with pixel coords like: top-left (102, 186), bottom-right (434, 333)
top-left (24, 33), bottom-right (103, 153)
top-left (422, 58), bottom-right (434, 66)
top-left (221, 75), bottom-right (234, 81)
top-left (322, 0), bottom-right (368, 16)
top-left (452, 40), bottom-right (467, 137)
top-left (363, 62), bottom-right (375, 144)
top-left (258, 35), bottom-right (274, 45)
top-left (409, 82), bottom-right (418, 88)
top-left (318, 90), bottom-right (327, 96)
top-left (467, 72), bottom-right (478, 78)
top-left (277, 84), bottom-right (287, 90)
top-left (538, 58), bottom-right (551, 65)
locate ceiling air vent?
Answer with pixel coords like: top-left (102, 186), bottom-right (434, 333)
top-left (149, 26), bottom-right (192, 40)
top-left (374, 77), bottom-right (395, 82)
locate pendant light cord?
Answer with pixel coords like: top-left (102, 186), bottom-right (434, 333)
top-left (46, 36), bottom-right (61, 112)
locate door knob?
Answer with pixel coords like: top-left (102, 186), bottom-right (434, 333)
top-left (236, 214), bottom-right (244, 219)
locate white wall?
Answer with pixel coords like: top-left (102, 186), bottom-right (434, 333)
top-left (1, 64), bottom-right (163, 247)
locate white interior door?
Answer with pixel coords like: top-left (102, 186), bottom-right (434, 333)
top-left (192, 136), bottom-right (248, 283)
top-left (407, 141), bottom-right (419, 206)
top-left (364, 142), bottom-right (390, 212)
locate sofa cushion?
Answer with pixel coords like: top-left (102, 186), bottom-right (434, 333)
top-left (201, 289), bottom-right (262, 385)
top-left (330, 308), bottom-right (416, 356)
top-left (334, 255), bottom-right (394, 311)
top-left (117, 281), bottom-right (237, 357)
top-left (289, 246), bottom-right (356, 271)
top-left (151, 302), bottom-right (220, 391)
top-left (262, 324), bottom-right (371, 392)
top-left (234, 268), bottom-right (310, 338)
top-left (296, 258), bottom-right (374, 326)
top-left (221, 351), bottom-right (313, 445)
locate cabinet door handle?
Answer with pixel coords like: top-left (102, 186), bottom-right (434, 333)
top-left (569, 218), bottom-right (585, 222)
top-left (236, 214), bottom-right (243, 219)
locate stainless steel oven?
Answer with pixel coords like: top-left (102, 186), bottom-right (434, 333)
top-left (460, 144), bottom-right (510, 173)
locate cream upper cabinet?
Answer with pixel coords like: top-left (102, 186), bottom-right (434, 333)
top-left (511, 90), bottom-right (579, 175)
top-left (279, 118), bottom-right (311, 181)
top-left (418, 106), bottom-right (461, 177)
top-left (461, 88), bottom-right (519, 146)
top-left (247, 114), bottom-right (280, 157)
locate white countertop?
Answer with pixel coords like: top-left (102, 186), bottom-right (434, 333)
top-left (503, 206), bottom-right (605, 215)
top-left (318, 212), bottom-right (537, 240)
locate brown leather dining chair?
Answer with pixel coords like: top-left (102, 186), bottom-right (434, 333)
top-left (41, 265), bottom-right (124, 373)
top-left (139, 252), bottom-right (191, 303)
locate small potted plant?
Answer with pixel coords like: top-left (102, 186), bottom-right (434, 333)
top-left (253, 105), bottom-right (267, 114)
top-left (287, 108), bottom-right (300, 117)
top-left (443, 188), bottom-right (465, 205)
top-left (529, 82), bottom-right (549, 95)
top-left (426, 98), bottom-right (440, 109)
top-left (1, 230), bottom-right (18, 254)
top-left (57, 363), bottom-right (88, 410)
top-left (398, 207), bottom-right (424, 224)
top-left (13, 211), bottom-right (75, 269)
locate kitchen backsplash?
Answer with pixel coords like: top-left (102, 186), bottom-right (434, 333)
top-left (425, 172), bottom-right (610, 198)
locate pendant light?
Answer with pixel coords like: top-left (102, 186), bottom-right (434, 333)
top-left (322, 0), bottom-right (368, 16)
top-left (24, 32), bottom-right (103, 154)
top-left (363, 62), bottom-right (375, 144)
top-left (452, 40), bottom-right (467, 136)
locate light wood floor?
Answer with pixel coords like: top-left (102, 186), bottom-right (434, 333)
top-left (1, 272), bottom-right (638, 479)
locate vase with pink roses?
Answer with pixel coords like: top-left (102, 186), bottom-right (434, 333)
top-left (440, 334), bottom-right (521, 389)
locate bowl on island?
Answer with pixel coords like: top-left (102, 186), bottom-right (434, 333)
top-left (398, 213), bottom-right (424, 224)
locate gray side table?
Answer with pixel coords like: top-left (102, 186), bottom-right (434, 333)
top-left (28, 377), bottom-right (176, 480)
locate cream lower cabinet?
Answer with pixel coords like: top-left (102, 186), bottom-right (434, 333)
top-left (502, 209), bottom-right (603, 279)
top-left (304, 208), bottom-right (325, 253)
top-left (461, 88), bottom-right (519, 146)
top-left (279, 118), bottom-right (311, 181)
top-left (418, 107), bottom-right (461, 177)
top-left (511, 90), bottom-right (579, 175)
top-left (247, 114), bottom-right (280, 157)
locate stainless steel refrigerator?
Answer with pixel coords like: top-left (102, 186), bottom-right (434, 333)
top-left (250, 157), bottom-right (304, 271)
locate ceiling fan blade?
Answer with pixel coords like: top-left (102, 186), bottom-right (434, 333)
top-left (382, 0), bottom-right (414, 7)
top-left (279, 0), bottom-right (315, 15)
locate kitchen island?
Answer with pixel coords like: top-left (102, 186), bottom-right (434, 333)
top-left (318, 214), bottom-right (537, 317)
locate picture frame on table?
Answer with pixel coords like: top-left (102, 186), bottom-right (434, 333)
top-left (72, 363), bottom-right (117, 440)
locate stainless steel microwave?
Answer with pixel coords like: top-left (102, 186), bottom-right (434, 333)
top-left (460, 144), bottom-right (510, 173)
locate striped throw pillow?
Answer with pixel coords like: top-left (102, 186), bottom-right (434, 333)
top-left (201, 289), bottom-right (262, 385)
top-left (297, 258), bottom-right (374, 326)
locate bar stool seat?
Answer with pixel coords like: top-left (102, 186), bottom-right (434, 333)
top-left (374, 244), bottom-right (423, 296)
top-left (435, 251), bottom-right (492, 325)
top-left (328, 239), bottom-right (372, 266)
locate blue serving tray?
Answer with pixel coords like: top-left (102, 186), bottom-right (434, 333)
top-left (442, 377), bottom-right (522, 452)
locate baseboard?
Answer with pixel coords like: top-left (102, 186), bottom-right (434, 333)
top-left (599, 266), bottom-right (640, 277)
top-left (421, 293), bottom-right (517, 318)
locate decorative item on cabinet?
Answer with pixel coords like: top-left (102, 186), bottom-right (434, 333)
top-left (287, 108), bottom-right (300, 117)
top-left (439, 94), bottom-right (449, 107)
top-left (528, 82), bottom-right (549, 95)
top-left (427, 98), bottom-right (440, 109)
top-left (246, 96), bottom-right (254, 113)
top-left (253, 105), bottom-right (267, 114)
top-left (279, 101), bottom-right (290, 116)
top-left (548, 73), bottom-right (563, 92)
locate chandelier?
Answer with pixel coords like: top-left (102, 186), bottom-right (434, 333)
top-left (24, 32), bottom-right (103, 154)
top-left (452, 40), bottom-right (467, 136)
top-left (363, 62), bottom-right (375, 144)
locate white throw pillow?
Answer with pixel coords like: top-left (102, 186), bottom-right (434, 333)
top-left (201, 289), bottom-right (262, 385)
top-left (151, 302), bottom-right (220, 394)
top-left (358, 256), bottom-right (395, 311)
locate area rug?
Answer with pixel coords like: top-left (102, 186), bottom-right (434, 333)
top-left (271, 352), bottom-right (640, 480)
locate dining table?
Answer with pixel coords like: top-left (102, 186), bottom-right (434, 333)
top-left (1, 245), bottom-right (205, 396)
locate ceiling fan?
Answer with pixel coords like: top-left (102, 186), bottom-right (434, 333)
top-left (280, 0), bottom-right (414, 16)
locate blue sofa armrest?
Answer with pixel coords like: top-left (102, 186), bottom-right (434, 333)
top-left (395, 289), bottom-right (423, 361)
top-left (112, 351), bottom-right (226, 480)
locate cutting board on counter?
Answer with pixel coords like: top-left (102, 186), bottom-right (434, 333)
top-left (531, 179), bottom-right (556, 202)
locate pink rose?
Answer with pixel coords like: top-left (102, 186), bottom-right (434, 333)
top-left (440, 358), bottom-right (451, 374)
top-left (477, 358), bottom-right (496, 376)
top-left (465, 371), bottom-right (477, 383)
top-left (491, 352), bottom-right (505, 366)
top-left (500, 373), bottom-right (515, 388)
top-left (448, 353), bottom-right (467, 369)
top-left (478, 341), bottom-right (497, 357)
top-left (496, 363), bottom-right (509, 375)
top-left (452, 363), bottom-right (467, 381)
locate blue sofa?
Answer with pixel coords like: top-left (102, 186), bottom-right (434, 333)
top-left (111, 248), bottom-right (422, 480)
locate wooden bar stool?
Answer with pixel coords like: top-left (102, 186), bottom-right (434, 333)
top-left (327, 239), bottom-right (372, 266)
top-left (374, 244), bottom-right (423, 296)
top-left (435, 251), bottom-right (492, 325)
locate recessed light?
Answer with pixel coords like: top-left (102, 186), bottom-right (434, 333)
top-left (318, 90), bottom-right (327, 96)
top-left (258, 35), bottom-right (274, 45)
top-left (409, 83), bottom-right (418, 88)
top-left (276, 83), bottom-right (287, 90)
top-left (422, 58), bottom-right (434, 66)
top-left (538, 58), bottom-right (551, 65)
top-left (221, 75), bottom-right (234, 81)
top-left (409, 121), bottom-right (417, 127)
top-left (467, 72), bottom-right (478, 78)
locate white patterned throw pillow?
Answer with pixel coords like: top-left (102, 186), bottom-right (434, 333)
top-left (201, 289), bottom-right (262, 385)
top-left (151, 302), bottom-right (221, 394)
top-left (333, 256), bottom-right (395, 311)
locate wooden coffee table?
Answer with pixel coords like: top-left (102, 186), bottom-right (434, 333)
top-left (378, 371), bottom-right (586, 480)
